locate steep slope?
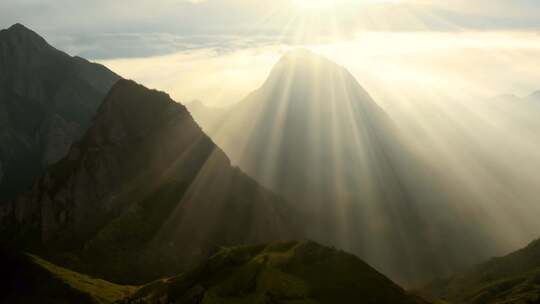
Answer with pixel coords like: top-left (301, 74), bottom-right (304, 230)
top-left (195, 49), bottom-right (496, 285)
top-left (121, 241), bottom-right (429, 304)
top-left (0, 80), bottom-right (301, 283)
top-left (423, 238), bottom-right (540, 304)
top-left (0, 23), bottom-right (119, 200)
top-left (0, 248), bottom-right (136, 304)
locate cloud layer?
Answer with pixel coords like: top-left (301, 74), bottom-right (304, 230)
top-left (2, 0), bottom-right (540, 59)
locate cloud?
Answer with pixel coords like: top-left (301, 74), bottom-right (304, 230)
top-left (96, 31), bottom-right (540, 107)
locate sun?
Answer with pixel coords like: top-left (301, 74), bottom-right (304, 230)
top-left (292, 0), bottom-right (398, 11)
top-left (292, 0), bottom-right (336, 10)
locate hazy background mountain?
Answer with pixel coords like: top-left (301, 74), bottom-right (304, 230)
top-left (422, 237), bottom-right (540, 304)
top-left (0, 24), bottom-right (119, 201)
top-left (0, 79), bottom-right (301, 283)
top-left (186, 49), bottom-right (510, 286)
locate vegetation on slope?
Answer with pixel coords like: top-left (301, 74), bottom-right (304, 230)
top-left (120, 241), bottom-right (428, 304)
top-left (0, 248), bottom-right (136, 304)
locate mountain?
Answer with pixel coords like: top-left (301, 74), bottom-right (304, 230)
top-left (0, 80), bottom-right (301, 283)
top-left (193, 49), bottom-right (496, 285)
top-left (422, 238), bottom-right (540, 304)
top-left (0, 23), bottom-right (120, 200)
top-left (200, 49), bottom-right (403, 237)
top-left (0, 248), bottom-right (136, 304)
top-left (120, 241), bottom-right (429, 304)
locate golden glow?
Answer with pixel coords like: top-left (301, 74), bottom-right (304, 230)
top-left (292, 0), bottom-right (336, 10)
top-left (292, 0), bottom-right (400, 11)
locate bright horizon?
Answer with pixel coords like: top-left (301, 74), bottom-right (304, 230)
top-left (2, 0), bottom-right (540, 108)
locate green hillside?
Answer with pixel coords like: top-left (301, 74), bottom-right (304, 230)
top-left (121, 241), bottom-right (428, 304)
top-left (0, 249), bottom-right (137, 304)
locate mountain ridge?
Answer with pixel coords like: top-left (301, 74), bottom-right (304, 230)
top-left (0, 23), bottom-right (120, 200)
top-left (0, 79), bottom-right (302, 284)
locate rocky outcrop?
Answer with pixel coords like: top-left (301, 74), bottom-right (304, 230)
top-left (0, 23), bottom-right (119, 200)
top-left (2, 80), bottom-right (301, 284)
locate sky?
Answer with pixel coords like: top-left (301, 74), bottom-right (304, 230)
top-left (1, 0), bottom-right (540, 106)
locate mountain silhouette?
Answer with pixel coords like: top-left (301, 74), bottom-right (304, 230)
top-left (0, 24), bottom-right (119, 200)
top-left (0, 80), bottom-right (301, 283)
top-left (190, 49), bottom-right (499, 285)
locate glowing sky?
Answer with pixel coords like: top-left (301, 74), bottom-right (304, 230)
top-left (2, 0), bottom-right (540, 106)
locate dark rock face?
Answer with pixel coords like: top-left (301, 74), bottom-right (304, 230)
top-left (0, 23), bottom-right (120, 200)
top-left (1, 80), bottom-right (301, 284)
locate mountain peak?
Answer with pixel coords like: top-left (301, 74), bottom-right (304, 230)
top-left (0, 23), bottom-right (50, 50)
top-left (90, 79), bottom-right (190, 144)
top-left (101, 79), bottom-right (183, 119)
top-left (8, 23), bottom-right (30, 32)
top-left (277, 48), bottom-right (336, 68)
top-left (268, 49), bottom-right (353, 86)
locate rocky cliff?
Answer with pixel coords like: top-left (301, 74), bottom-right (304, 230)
top-left (0, 23), bottom-right (119, 200)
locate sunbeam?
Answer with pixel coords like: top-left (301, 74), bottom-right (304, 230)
top-left (3, 1), bottom-right (540, 303)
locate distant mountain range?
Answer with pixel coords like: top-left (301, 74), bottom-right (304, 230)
top-left (0, 23), bottom-right (119, 200)
top-left (422, 237), bottom-right (540, 304)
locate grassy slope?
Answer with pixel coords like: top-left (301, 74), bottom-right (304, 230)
top-left (422, 239), bottom-right (540, 304)
top-left (0, 249), bottom-right (137, 304)
top-left (122, 241), bottom-right (428, 304)
top-left (29, 254), bottom-right (138, 303)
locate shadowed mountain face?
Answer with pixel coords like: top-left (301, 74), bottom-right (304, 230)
top-left (189, 50), bottom-right (500, 285)
top-left (0, 80), bottom-right (301, 284)
top-left (121, 241), bottom-right (429, 304)
top-left (423, 238), bottom-right (540, 304)
top-left (0, 24), bottom-right (120, 201)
